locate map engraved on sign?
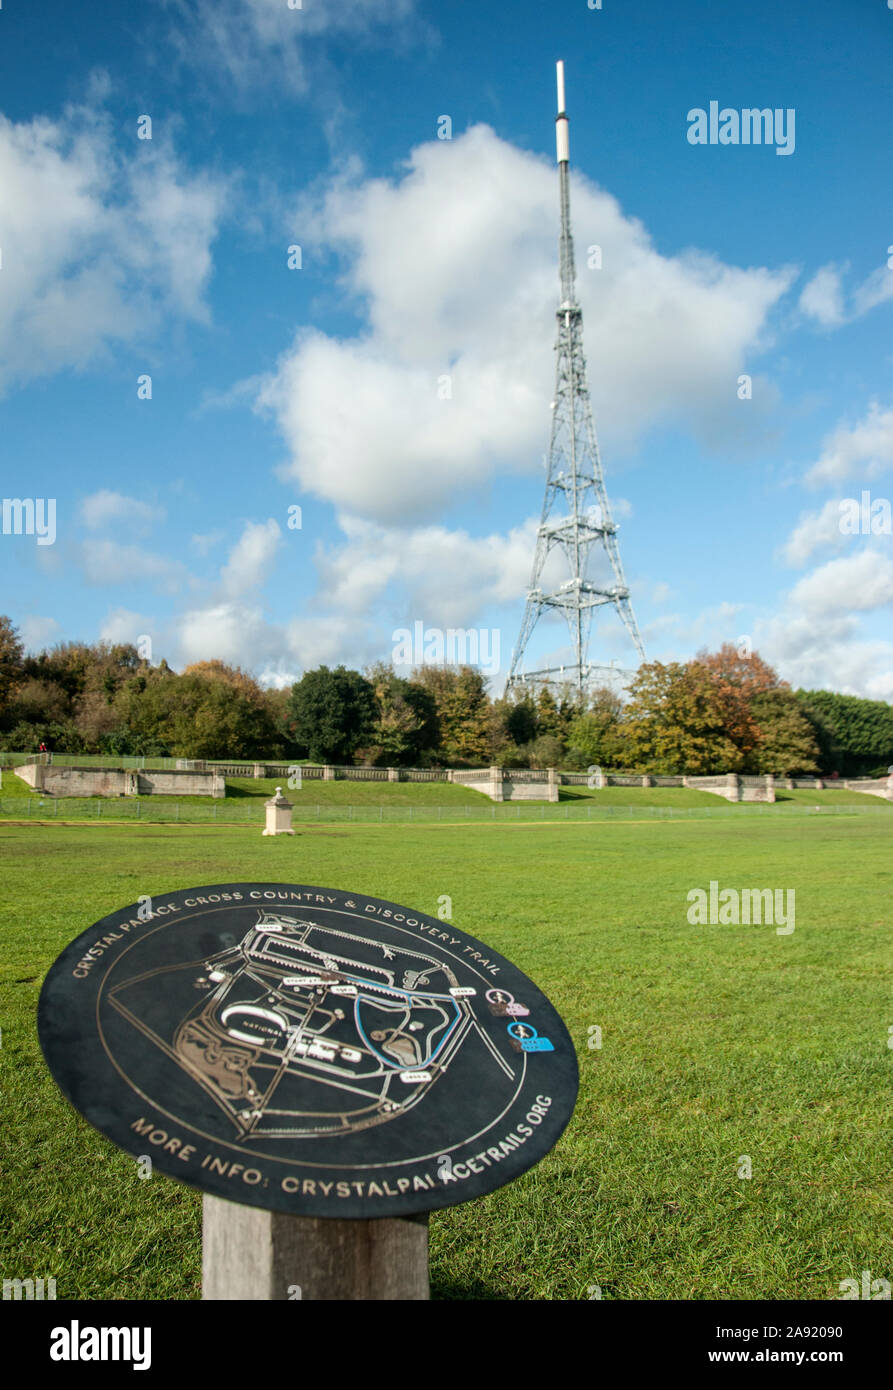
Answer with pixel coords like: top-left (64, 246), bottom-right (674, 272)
top-left (107, 910), bottom-right (513, 1141)
top-left (38, 885), bottom-right (579, 1217)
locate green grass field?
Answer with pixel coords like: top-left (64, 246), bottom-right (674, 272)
top-left (226, 775), bottom-right (488, 804)
top-left (2, 812), bottom-right (891, 1300)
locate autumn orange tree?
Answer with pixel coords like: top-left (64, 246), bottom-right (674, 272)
top-left (695, 643), bottom-right (779, 763)
top-left (618, 660), bottom-right (745, 774)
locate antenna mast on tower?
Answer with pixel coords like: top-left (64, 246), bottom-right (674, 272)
top-left (506, 61), bottom-right (645, 696)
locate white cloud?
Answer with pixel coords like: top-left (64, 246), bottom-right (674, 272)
top-left (788, 551), bottom-right (893, 616)
top-left (852, 265), bottom-right (893, 317)
top-left (177, 602), bottom-right (275, 667)
top-left (80, 540), bottom-right (187, 594)
top-left (80, 490), bottom-right (165, 531)
top-left (316, 514), bottom-right (538, 626)
top-left (19, 615), bottom-right (60, 653)
top-left (171, 602), bottom-right (368, 679)
top-left (219, 519), bottom-right (282, 598)
top-left (256, 125), bottom-right (793, 527)
top-left (639, 600), bottom-right (747, 661)
top-left (168, 0), bottom-right (426, 93)
top-left (782, 498), bottom-right (851, 566)
top-left (99, 608), bottom-right (155, 647)
top-left (191, 531), bottom-right (225, 556)
top-left (0, 101), bottom-right (226, 392)
top-left (745, 546), bottom-right (893, 700)
top-left (804, 401), bottom-right (893, 487)
top-left (799, 264), bottom-right (846, 327)
top-left (147, 510), bottom-right (540, 679)
top-left (799, 259), bottom-right (893, 329)
top-left (756, 610), bottom-right (893, 702)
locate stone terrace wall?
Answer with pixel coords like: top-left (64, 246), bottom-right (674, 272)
top-left (452, 767), bottom-right (559, 802)
top-left (685, 774), bottom-right (776, 803)
top-left (17, 764), bottom-right (225, 798)
top-left (844, 778), bottom-right (893, 801)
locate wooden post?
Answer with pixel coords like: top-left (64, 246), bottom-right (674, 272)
top-left (201, 1196), bottom-right (429, 1300)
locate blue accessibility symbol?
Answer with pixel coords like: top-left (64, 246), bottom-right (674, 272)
top-left (507, 1021), bottom-right (554, 1052)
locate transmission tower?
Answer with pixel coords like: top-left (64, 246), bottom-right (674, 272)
top-left (506, 60), bottom-right (645, 697)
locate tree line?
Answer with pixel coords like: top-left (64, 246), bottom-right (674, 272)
top-left (1, 617), bottom-right (891, 777)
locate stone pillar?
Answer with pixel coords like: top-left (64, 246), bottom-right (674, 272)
top-left (387, 768), bottom-right (399, 782)
top-left (681, 776), bottom-right (690, 788)
top-left (323, 765), bottom-right (336, 781)
top-left (784, 778), bottom-right (795, 791)
top-left (726, 773), bottom-right (741, 802)
top-left (252, 763), bottom-right (263, 779)
top-left (489, 766), bottom-right (504, 802)
top-left (262, 787), bottom-right (294, 836)
top-left (547, 767), bottom-right (558, 803)
top-left (764, 774), bottom-right (775, 803)
top-left (815, 779), bottom-right (824, 790)
top-left (641, 775), bottom-right (653, 788)
top-left (202, 1197), bottom-right (429, 1301)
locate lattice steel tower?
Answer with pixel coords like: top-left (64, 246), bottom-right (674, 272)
top-left (506, 61), bottom-right (645, 696)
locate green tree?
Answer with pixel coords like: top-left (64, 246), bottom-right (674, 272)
top-left (505, 696), bottom-right (537, 747)
top-left (364, 663), bottom-right (439, 765)
top-left (0, 615), bottom-right (24, 722)
top-left (485, 696), bottom-right (527, 767)
top-left (23, 642), bottom-right (95, 704)
top-left (535, 687), bottom-right (563, 740)
top-left (522, 733), bottom-right (564, 769)
top-left (410, 665), bottom-right (490, 764)
top-left (172, 661), bottom-right (281, 758)
top-left (566, 687), bottom-right (624, 769)
top-left (749, 689), bottom-right (821, 775)
top-left (73, 644), bottom-right (144, 749)
top-left (263, 685), bottom-right (302, 759)
top-left (795, 689), bottom-right (893, 777)
top-left (621, 660), bottom-right (742, 774)
top-left (113, 665), bottom-right (178, 755)
top-left (288, 666), bottom-right (376, 764)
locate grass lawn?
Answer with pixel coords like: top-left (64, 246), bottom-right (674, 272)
top-left (2, 811), bottom-right (891, 1300)
top-left (560, 783), bottom-right (892, 809)
top-left (225, 775), bottom-right (488, 804)
top-left (0, 770), bottom-right (39, 797)
top-left (774, 787), bottom-right (893, 807)
top-left (562, 784), bottom-right (754, 806)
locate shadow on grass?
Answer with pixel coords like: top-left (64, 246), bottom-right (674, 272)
top-left (224, 782), bottom-right (271, 799)
top-left (557, 785), bottom-right (591, 801)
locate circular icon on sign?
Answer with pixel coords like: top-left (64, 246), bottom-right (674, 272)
top-left (38, 883), bottom-right (579, 1219)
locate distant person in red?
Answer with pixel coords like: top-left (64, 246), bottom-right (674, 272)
top-left (39, 741), bottom-right (47, 753)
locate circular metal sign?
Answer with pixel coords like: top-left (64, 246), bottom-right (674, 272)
top-left (38, 883), bottom-right (579, 1218)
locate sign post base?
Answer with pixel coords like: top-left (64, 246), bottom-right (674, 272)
top-left (201, 1195), bottom-right (430, 1300)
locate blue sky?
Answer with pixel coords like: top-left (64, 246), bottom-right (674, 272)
top-left (1, 0), bottom-right (892, 696)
